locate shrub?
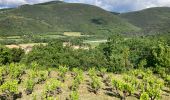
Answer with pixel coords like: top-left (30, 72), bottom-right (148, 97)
top-left (58, 65), bottom-right (68, 82)
top-left (88, 68), bottom-right (96, 78)
top-left (0, 67), bottom-right (5, 85)
top-left (111, 78), bottom-right (135, 99)
top-left (123, 74), bottom-right (139, 88)
top-left (72, 68), bottom-right (83, 77)
top-left (122, 83), bottom-right (135, 98)
top-left (140, 92), bottom-right (149, 100)
top-left (146, 85), bottom-right (161, 100)
top-left (70, 74), bottom-right (84, 91)
top-left (88, 68), bottom-right (102, 94)
top-left (103, 74), bottom-right (112, 86)
top-left (30, 62), bottom-right (39, 71)
top-left (37, 71), bottom-right (48, 84)
top-left (138, 59), bottom-right (147, 69)
top-left (70, 91), bottom-right (79, 100)
top-left (0, 46), bottom-right (12, 65)
top-left (138, 75), bottom-right (164, 100)
top-left (0, 80), bottom-right (18, 93)
top-left (28, 69), bottom-right (38, 79)
top-left (0, 80), bottom-right (20, 99)
top-left (8, 63), bottom-right (25, 79)
top-left (90, 76), bottom-right (102, 94)
top-left (44, 78), bottom-right (62, 98)
top-left (164, 75), bottom-right (170, 86)
top-left (11, 48), bottom-right (25, 62)
top-left (25, 79), bottom-right (35, 95)
top-left (98, 67), bottom-right (107, 77)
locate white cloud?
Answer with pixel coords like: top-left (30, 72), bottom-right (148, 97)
top-left (65, 0), bottom-right (170, 12)
top-left (26, 0), bottom-right (54, 4)
top-left (0, 0), bottom-right (27, 6)
top-left (0, 0), bottom-right (170, 12)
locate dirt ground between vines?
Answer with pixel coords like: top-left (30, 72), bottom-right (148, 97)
top-left (17, 71), bottom-right (170, 100)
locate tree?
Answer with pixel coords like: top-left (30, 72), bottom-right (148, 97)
top-left (151, 41), bottom-right (170, 71)
top-left (0, 46), bottom-right (12, 65)
top-left (11, 48), bottom-right (25, 62)
top-left (102, 34), bottom-right (134, 72)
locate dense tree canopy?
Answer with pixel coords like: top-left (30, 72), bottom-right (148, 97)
top-left (21, 33), bottom-right (170, 73)
top-left (0, 46), bottom-right (24, 65)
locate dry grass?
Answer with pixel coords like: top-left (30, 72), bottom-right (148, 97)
top-left (5, 43), bottom-right (47, 53)
top-left (63, 32), bottom-right (81, 37)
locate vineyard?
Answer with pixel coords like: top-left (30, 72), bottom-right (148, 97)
top-left (0, 63), bottom-right (170, 100)
top-left (0, 1), bottom-right (170, 100)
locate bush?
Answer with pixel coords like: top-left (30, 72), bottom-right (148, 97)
top-left (70, 91), bottom-right (79, 100)
top-left (11, 48), bottom-right (25, 62)
top-left (72, 68), bottom-right (83, 77)
top-left (58, 65), bottom-right (68, 82)
top-left (103, 74), bottom-right (112, 86)
top-left (90, 76), bottom-right (102, 94)
top-left (88, 68), bottom-right (102, 94)
top-left (70, 74), bottom-right (84, 91)
top-left (28, 69), bottom-right (48, 84)
top-left (164, 75), bottom-right (170, 86)
top-left (138, 74), bottom-right (164, 100)
top-left (44, 78), bottom-right (62, 98)
top-left (28, 69), bottom-right (38, 79)
top-left (140, 92), bottom-right (149, 100)
top-left (98, 67), bottom-right (107, 78)
top-left (0, 67), bottom-right (5, 85)
top-left (0, 46), bottom-right (12, 65)
top-left (88, 68), bottom-right (96, 77)
top-left (0, 46), bottom-right (24, 65)
top-left (25, 79), bottom-right (35, 95)
top-left (111, 78), bottom-right (135, 99)
top-left (0, 80), bottom-right (21, 99)
top-left (37, 71), bottom-right (48, 84)
top-left (0, 80), bottom-right (18, 93)
top-left (7, 63), bottom-right (25, 79)
top-left (23, 40), bottom-right (107, 70)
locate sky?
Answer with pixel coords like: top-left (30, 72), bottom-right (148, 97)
top-left (0, 0), bottom-right (170, 12)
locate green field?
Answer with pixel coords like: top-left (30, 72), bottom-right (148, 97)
top-left (0, 33), bottom-right (107, 49)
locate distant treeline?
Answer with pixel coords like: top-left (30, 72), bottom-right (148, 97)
top-left (0, 33), bottom-right (169, 75)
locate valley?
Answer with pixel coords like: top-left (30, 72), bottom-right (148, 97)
top-left (0, 1), bottom-right (170, 100)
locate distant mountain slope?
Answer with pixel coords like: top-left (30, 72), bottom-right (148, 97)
top-left (0, 1), bottom-right (140, 36)
top-left (119, 7), bottom-right (170, 34)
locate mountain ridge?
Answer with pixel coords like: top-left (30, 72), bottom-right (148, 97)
top-left (1, 1), bottom-right (170, 36)
top-left (0, 1), bottom-right (140, 36)
top-left (119, 7), bottom-right (170, 34)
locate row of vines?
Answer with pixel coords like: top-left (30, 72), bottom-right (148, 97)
top-left (0, 63), bottom-right (170, 100)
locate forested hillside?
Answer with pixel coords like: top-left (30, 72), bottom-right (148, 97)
top-left (0, 1), bottom-right (139, 36)
top-left (120, 7), bottom-right (170, 34)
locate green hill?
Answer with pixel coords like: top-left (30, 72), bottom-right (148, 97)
top-left (0, 1), bottom-right (140, 36)
top-left (119, 7), bottom-right (170, 34)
